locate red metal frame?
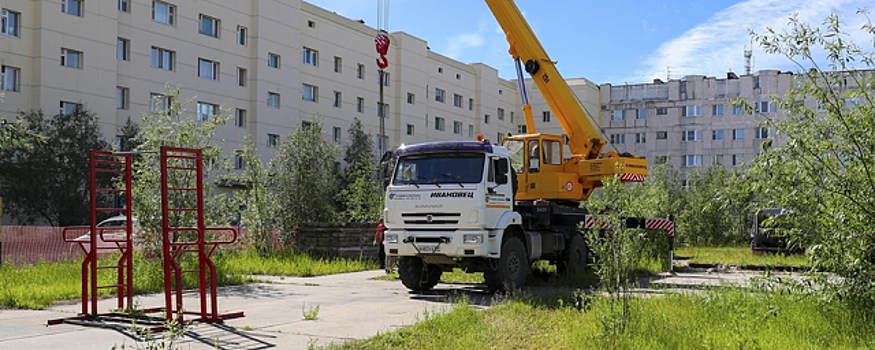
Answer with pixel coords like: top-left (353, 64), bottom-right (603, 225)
top-left (48, 147), bottom-right (243, 336)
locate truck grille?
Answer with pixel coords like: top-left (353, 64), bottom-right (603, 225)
top-left (401, 212), bottom-right (461, 225)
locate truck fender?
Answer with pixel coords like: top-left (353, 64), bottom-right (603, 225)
top-left (487, 211), bottom-right (524, 257)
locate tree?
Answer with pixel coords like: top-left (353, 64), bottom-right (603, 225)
top-left (0, 107), bottom-right (109, 226)
top-left (0, 93), bottom-right (45, 150)
top-left (679, 166), bottom-right (753, 246)
top-left (117, 116), bottom-right (141, 152)
top-left (230, 135), bottom-right (276, 255)
top-left (338, 118), bottom-right (382, 222)
top-left (271, 118), bottom-right (340, 244)
top-left (748, 11), bottom-right (875, 305)
top-left (129, 86), bottom-right (234, 255)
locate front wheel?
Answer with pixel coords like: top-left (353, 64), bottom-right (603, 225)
top-left (484, 237), bottom-right (529, 293)
top-left (557, 234), bottom-right (588, 275)
top-left (398, 257), bottom-right (441, 292)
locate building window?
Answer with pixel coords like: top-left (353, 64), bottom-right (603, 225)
top-left (453, 94), bottom-right (463, 107)
top-left (683, 105), bottom-right (702, 117)
top-left (62, 0), bottom-right (83, 17)
top-left (656, 131), bottom-right (668, 140)
top-left (117, 38), bottom-right (130, 61)
top-left (1, 66), bottom-right (20, 92)
top-left (234, 154), bottom-right (244, 169)
top-left (635, 132), bottom-right (646, 144)
top-left (407, 93), bottom-right (415, 104)
top-left (333, 91), bottom-right (342, 108)
top-left (267, 92), bottom-right (280, 108)
top-left (454, 121), bottom-right (462, 134)
top-left (733, 129), bottom-right (745, 140)
top-left (235, 109), bottom-right (246, 128)
top-left (60, 101), bottom-right (81, 115)
top-left (268, 53), bottom-right (280, 68)
top-left (2, 9), bottom-right (21, 37)
top-left (435, 88), bottom-right (445, 103)
top-left (199, 14), bottom-right (220, 38)
top-left (682, 130), bottom-right (702, 142)
top-left (733, 104), bottom-right (745, 115)
top-left (116, 86), bottom-right (128, 109)
top-left (685, 155), bottom-right (703, 167)
top-left (498, 108), bottom-right (505, 121)
top-left (307, 20), bottom-right (315, 28)
top-left (302, 47), bottom-right (318, 66)
top-left (438, 67), bottom-right (443, 73)
top-left (381, 72), bottom-right (389, 87)
top-left (610, 134), bottom-right (625, 144)
top-left (510, 112), bottom-right (515, 123)
top-left (236, 67), bottom-right (246, 87)
top-left (637, 108), bottom-right (647, 120)
top-left (712, 129), bottom-right (724, 141)
top-left (468, 124), bottom-right (474, 138)
top-left (732, 154), bottom-right (743, 166)
top-left (377, 102), bottom-right (388, 118)
top-left (406, 124), bottom-right (415, 135)
top-left (150, 93), bottom-right (172, 112)
top-left (756, 126), bottom-right (773, 139)
top-left (655, 155), bottom-right (669, 164)
top-left (543, 111), bottom-right (551, 122)
top-left (302, 84), bottom-right (318, 102)
top-left (302, 121), bottom-right (312, 129)
top-left (150, 47), bottom-right (174, 70)
top-left (485, 114), bottom-right (491, 124)
top-left (118, 0), bottom-right (129, 12)
top-left (357, 97), bottom-right (364, 113)
top-left (712, 104), bottom-right (724, 116)
top-left (357, 64), bottom-right (365, 79)
top-left (612, 110), bottom-right (623, 121)
top-left (499, 89), bottom-right (503, 95)
top-left (237, 26), bottom-right (247, 46)
top-left (267, 133), bottom-right (279, 148)
top-left (517, 125), bottom-right (527, 134)
top-left (759, 101), bottom-right (777, 113)
top-left (198, 58), bottom-right (219, 80)
top-left (61, 48), bottom-right (83, 69)
top-left (196, 102), bottom-right (217, 122)
top-left (434, 117), bottom-right (445, 131)
top-left (334, 56), bottom-right (342, 73)
top-left (152, 1), bottom-right (175, 25)
top-left (469, 98), bottom-right (474, 111)
top-left (656, 107), bottom-right (668, 115)
top-left (456, 74), bottom-right (461, 80)
top-left (712, 155), bottom-right (724, 165)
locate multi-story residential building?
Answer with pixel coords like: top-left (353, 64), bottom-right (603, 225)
top-left (0, 0), bottom-right (518, 168)
top-left (520, 70), bottom-right (794, 179)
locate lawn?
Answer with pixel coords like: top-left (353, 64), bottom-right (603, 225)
top-left (326, 289), bottom-right (875, 350)
top-left (0, 249), bottom-right (377, 309)
top-left (676, 246), bottom-right (810, 268)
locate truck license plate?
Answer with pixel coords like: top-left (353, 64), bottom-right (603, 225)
top-left (419, 245), bottom-right (440, 253)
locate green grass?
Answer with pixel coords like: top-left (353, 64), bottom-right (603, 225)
top-left (676, 246), bottom-right (810, 268)
top-left (326, 290), bottom-right (875, 350)
top-left (0, 248), bottom-right (377, 310)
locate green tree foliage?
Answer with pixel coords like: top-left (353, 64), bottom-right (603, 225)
top-left (271, 118), bottom-right (340, 243)
top-left (0, 107), bottom-right (109, 226)
top-left (748, 11), bottom-right (875, 304)
top-left (0, 92), bottom-right (46, 150)
top-left (129, 86), bottom-right (233, 255)
top-left (338, 118), bottom-right (382, 222)
top-left (230, 135), bottom-right (276, 255)
top-left (117, 116), bottom-right (141, 153)
top-left (679, 166), bottom-right (753, 246)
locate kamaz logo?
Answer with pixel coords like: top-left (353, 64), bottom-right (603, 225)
top-left (430, 192), bottom-right (474, 198)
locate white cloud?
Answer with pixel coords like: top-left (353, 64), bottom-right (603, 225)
top-left (443, 20), bottom-right (491, 59)
top-left (631, 0), bottom-right (870, 83)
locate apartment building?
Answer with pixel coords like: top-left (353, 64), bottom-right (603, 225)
top-left (0, 0), bottom-right (517, 167)
top-left (521, 70), bottom-right (794, 178)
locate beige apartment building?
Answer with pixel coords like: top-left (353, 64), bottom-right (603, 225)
top-left (0, 0), bottom-right (518, 167)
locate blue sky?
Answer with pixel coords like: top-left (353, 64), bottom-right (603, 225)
top-left (306, 0), bottom-right (871, 84)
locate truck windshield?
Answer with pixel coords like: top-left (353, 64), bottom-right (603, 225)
top-left (393, 153), bottom-right (485, 185)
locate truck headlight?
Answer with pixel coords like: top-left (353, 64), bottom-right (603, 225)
top-left (385, 234), bottom-right (399, 243)
top-left (463, 234), bottom-right (483, 244)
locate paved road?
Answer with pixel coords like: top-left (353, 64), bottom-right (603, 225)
top-left (0, 267), bottom-right (802, 350)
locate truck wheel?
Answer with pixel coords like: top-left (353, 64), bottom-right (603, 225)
top-left (484, 237), bottom-right (529, 293)
top-left (398, 257), bottom-right (440, 292)
top-left (559, 234), bottom-right (588, 275)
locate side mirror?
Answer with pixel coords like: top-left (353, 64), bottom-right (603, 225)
top-left (494, 158), bottom-right (509, 185)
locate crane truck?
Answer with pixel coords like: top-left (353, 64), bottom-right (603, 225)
top-left (382, 0), bottom-right (651, 292)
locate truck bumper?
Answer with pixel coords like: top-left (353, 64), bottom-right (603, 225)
top-left (383, 229), bottom-right (496, 259)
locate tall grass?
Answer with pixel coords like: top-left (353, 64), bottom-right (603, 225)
top-left (217, 248), bottom-right (377, 277)
top-left (329, 289), bottom-right (875, 350)
top-left (677, 246), bottom-right (810, 268)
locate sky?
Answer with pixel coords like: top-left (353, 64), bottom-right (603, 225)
top-left (305, 0), bottom-right (872, 85)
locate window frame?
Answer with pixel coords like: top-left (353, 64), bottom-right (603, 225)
top-left (235, 108), bottom-right (246, 128)
top-left (116, 86), bottom-right (129, 109)
top-left (2, 9), bottom-right (21, 37)
top-left (61, 48), bottom-right (83, 69)
top-left (268, 53), bottom-right (281, 69)
top-left (198, 58), bottom-right (219, 80)
top-left (150, 46), bottom-right (175, 71)
top-left (302, 47), bottom-right (318, 66)
top-left (302, 83), bottom-right (318, 102)
top-left (117, 38), bottom-right (130, 61)
top-left (199, 14), bottom-right (220, 38)
top-left (434, 116), bottom-right (445, 131)
top-left (151, 1), bottom-right (175, 25)
top-left (196, 102), bottom-right (218, 122)
top-left (236, 67), bottom-right (247, 87)
top-left (1, 65), bottom-right (20, 92)
top-left (333, 91), bottom-right (342, 108)
top-left (356, 97), bottom-right (364, 113)
top-left (406, 124), bottom-right (415, 136)
top-left (61, 0), bottom-right (84, 17)
top-left (267, 92), bottom-right (280, 108)
top-left (236, 25), bottom-right (247, 46)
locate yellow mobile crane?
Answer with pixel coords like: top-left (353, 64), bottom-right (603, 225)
top-left (487, 0), bottom-right (648, 202)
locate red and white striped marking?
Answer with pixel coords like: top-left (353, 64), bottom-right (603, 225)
top-left (619, 173), bottom-right (647, 182)
top-left (645, 218), bottom-right (675, 237)
top-left (584, 215), bottom-right (610, 229)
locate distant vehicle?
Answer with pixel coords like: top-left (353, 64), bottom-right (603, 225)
top-left (750, 208), bottom-right (801, 253)
top-left (70, 216), bottom-right (141, 253)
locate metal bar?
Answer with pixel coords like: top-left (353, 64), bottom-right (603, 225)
top-left (95, 169), bottom-right (125, 174)
top-left (89, 150), bottom-right (98, 316)
top-left (196, 149), bottom-right (208, 320)
top-left (160, 146), bottom-right (173, 322)
top-left (125, 153), bottom-right (134, 310)
top-left (165, 166), bottom-right (197, 171)
top-left (167, 208), bottom-right (198, 212)
top-left (95, 188), bottom-right (127, 193)
top-left (167, 187), bottom-right (198, 192)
